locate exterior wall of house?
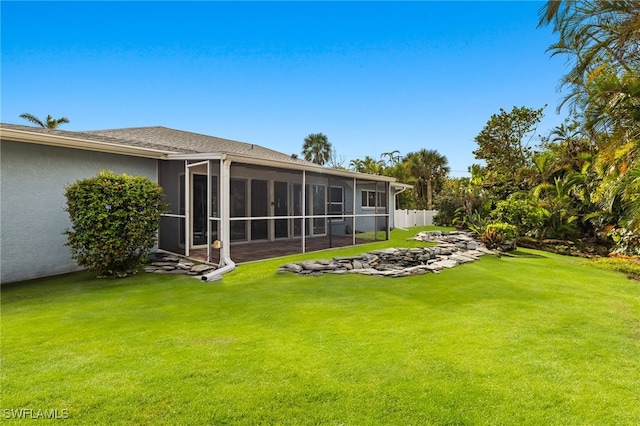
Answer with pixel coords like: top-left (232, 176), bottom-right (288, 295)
top-left (0, 140), bottom-right (157, 284)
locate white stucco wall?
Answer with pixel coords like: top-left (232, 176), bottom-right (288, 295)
top-left (1, 140), bottom-right (158, 284)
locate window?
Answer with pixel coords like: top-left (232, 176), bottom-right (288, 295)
top-left (328, 186), bottom-right (344, 219)
top-left (361, 190), bottom-right (387, 208)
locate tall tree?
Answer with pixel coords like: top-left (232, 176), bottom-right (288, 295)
top-left (473, 106), bottom-right (545, 189)
top-left (404, 149), bottom-right (450, 210)
top-left (302, 133), bottom-right (332, 166)
top-left (539, 119), bottom-right (596, 178)
top-left (20, 113), bottom-right (70, 129)
top-left (539, 0), bottom-right (640, 242)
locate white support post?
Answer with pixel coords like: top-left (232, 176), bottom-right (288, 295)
top-left (352, 177), bottom-right (357, 245)
top-left (184, 160), bottom-right (190, 258)
top-left (302, 171), bottom-right (306, 254)
top-left (386, 181), bottom-right (390, 239)
top-left (206, 160), bottom-right (211, 263)
top-left (220, 158), bottom-right (231, 266)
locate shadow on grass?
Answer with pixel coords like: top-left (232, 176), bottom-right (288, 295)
top-left (500, 249), bottom-right (548, 259)
top-left (1, 270), bottom-right (184, 304)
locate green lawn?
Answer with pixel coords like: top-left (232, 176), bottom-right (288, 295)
top-left (2, 227), bottom-right (639, 425)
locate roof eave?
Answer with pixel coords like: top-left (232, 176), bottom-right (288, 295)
top-left (167, 151), bottom-right (397, 182)
top-left (0, 127), bottom-right (174, 159)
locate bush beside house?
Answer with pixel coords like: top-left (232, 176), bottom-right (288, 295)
top-left (64, 171), bottom-right (166, 277)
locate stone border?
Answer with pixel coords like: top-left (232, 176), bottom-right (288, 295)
top-left (143, 253), bottom-right (217, 277)
top-left (278, 231), bottom-right (493, 278)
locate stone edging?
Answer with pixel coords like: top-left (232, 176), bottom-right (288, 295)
top-left (278, 231), bottom-right (493, 278)
top-left (143, 253), bottom-right (217, 277)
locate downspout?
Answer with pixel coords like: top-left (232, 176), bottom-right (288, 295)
top-left (394, 185), bottom-right (408, 196)
top-left (393, 185), bottom-right (409, 230)
top-left (201, 156), bottom-right (236, 282)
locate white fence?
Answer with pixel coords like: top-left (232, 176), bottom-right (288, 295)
top-left (394, 209), bottom-right (438, 228)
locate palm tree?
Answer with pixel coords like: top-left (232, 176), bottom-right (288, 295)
top-left (302, 133), bottom-right (332, 166)
top-left (532, 175), bottom-right (583, 239)
top-left (539, 1), bottom-right (639, 74)
top-left (381, 150), bottom-right (402, 167)
top-left (20, 113), bottom-right (70, 129)
top-left (539, 0), bottom-right (640, 249)
top-left (404, 149), bottom-right (450, 210)
top-left (349, 156), bottom-right (384, 175)
top-left (538, 1), bottom-right (640, 114)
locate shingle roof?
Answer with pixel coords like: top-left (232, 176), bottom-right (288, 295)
top-left (0, 123), bottom-right (185, 153)
top-left (1, 122), bottom-right (399, 183)
top-left (85, 126), bottom-right (312, 165)
top-left (1, 123), bottom-right (312, 165)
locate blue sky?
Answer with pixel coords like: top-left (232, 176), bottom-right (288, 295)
top-left (1, 1), bottom-right (569, 177)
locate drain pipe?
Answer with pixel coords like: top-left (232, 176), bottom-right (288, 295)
top-left (201, 251), bottom-right (235, 282)
top-left (201, 157), bottom-right (236, 282)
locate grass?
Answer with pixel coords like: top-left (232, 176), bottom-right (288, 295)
top-left (2, 226), bottom-right (639, 425)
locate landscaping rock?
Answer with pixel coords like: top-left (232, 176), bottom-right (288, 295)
top-left (143, 254), bottom-right (218, 278)
top-left (176, 261), bottom-right (194, 270)
top-left (191, 264), bottom-right (216, 273)
top-left (279, 263), bottom-right (303, 273)
top-left (279, 231), bottom-right (492, 278)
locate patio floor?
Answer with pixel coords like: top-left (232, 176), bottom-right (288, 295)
top-left (187, 235), bottom-right (378, 265)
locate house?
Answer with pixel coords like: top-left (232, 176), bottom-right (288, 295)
top-left (1, 123), bottom-right (409, 284)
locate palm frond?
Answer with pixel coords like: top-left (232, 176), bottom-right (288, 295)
top-left (19, 113), bottom-right (45, 128)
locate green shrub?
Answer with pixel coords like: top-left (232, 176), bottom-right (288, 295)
top-left (482, 222), bottom-right (518, 250)
top-left (64, 171), bottom-right (166, 277)
top-left (433, 193), bottom-right (463, 226)
top-left (491, 196), bottom-right (546, 237)
top-left (458, 209), bottom-right (492, 236)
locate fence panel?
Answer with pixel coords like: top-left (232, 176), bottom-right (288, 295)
top-left (394, 209), bottom-right (438, 228)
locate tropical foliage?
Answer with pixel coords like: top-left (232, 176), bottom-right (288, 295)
top-left (342, 148), bottom-right (449, 210)
top-left (472, 105), bottom-right (545, 191)
top-left (19, 112), bottom-right (70, 129)
top-left (481, 222), bottom-right (518, 250)
top-left (349, 156), bottom-right (385, 175)
top-left (302, 133), bottom-right (332, 165)
top-left (435, 1), bottom-right (639, 256)
top-left (404, 149), bottom-right (450, 210)
top-left (310, 2), bottom-right (639, 256)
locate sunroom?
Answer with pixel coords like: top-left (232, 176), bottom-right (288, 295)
top-left (157, 155), bottom-right (396, 268)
